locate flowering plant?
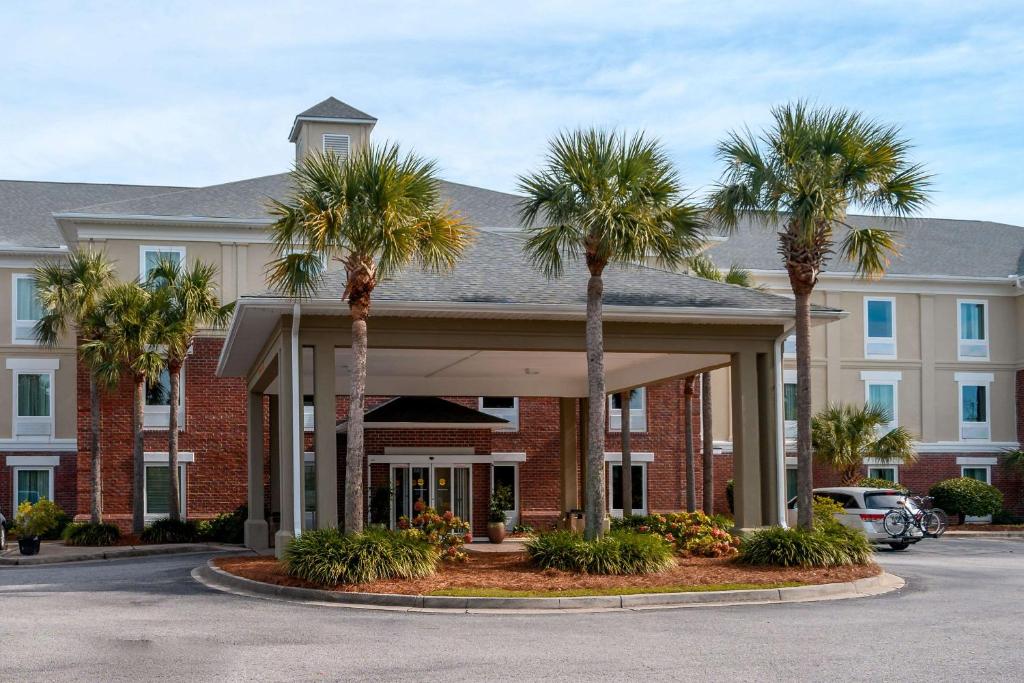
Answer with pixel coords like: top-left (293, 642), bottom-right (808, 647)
top-left (612, 511), bottom-right (739, 558)
top-left (398, 505), bottom-right (471, 561)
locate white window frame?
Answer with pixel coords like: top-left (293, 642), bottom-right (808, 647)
top-left (609, 387), bottom-right (647, 433)
top-left (139, 245), bottom-right (186, 281)
top-left (386, 462), bottom-right (474, 530)
top-left (957, 299), bottom-right (989, 361)
top-left (864, 296), bottom-right (897, 359)
top-left (322, 133), bottom-right (351, 159)
top-left (478, 397), bottom-right (519, 432)
top-left (783, 370), bottom-right (797, 439)
top-left (143, 461), bottom-right (187, 521)
top-left (606, 461), bottom-right (648, 517)
top-left (144, 365), bottom-right (186, 430)
top-left (303, 396), bottom-right (315, 432)
top-left (782, 334), bottom-right (796, 359)
top-left (955, 372), bottom-right (994, 442)
top-left (960, 464), bottom-right (991, 483)
top-left (12, 273), bottom-right (42, 345)
top-left (861, 370), bottom-right (901, 433)
top-left (12, 465), bottom-right (55, 511)
top-left (490, 462), bottom-right (520, 527)
top-left (11, 365), bottom-right (56, 442)
top-left (867, 465), bottom-right (900, 484)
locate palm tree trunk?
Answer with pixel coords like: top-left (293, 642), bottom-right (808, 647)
top-left (701, 372), bottom-right (714, 515)
top-left (794, 290), bottom-right (814, 530)
top-left (620, 390), bottom-right (632, 518)
top-left (345, 303), bottom-right (369, 534)
top-left (132, 378), bottom-right (146, 535)
top-left (167, 360), bottom-right (181, 521)
top-left (684, 376), bottom-right (696, 512)
top-left (584, 273), bottom-right (607, 540)
top-left (89, 371), bottom-right (102, 524)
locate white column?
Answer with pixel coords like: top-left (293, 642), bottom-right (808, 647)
top-left (243, 391), bottom-right (268, 550)
top-left (314, 343), bottom-right (338, 528)
top-left (731, 350), bottom-right (763, 531)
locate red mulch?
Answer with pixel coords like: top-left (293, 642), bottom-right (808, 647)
top-left (215, 552), bottom-right (879, 595)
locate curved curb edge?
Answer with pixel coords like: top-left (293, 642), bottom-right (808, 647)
top-left (192, 560), bottom-right (905, 614)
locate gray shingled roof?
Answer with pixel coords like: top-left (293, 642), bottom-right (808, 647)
top-left (68, 173), bottom-right (527, 229)
top-left (295, 97), bottom-right (376, 122)
top-left (0, 180), bottom-right (188, 249)
top-left (337, 396), bottom-right (508, 432)
top-left (254, 230), bottom-right (821, 314)
top-left (705, 215), bottom-right (1024, 279)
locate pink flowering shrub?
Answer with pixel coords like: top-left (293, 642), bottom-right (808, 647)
top-left (398, 504), bottom-right (471, 562)
top-left (613, 511), bottom-right (740, 558)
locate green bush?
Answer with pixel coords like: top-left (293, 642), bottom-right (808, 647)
top-left (284, 527), bottom-right (440, 586)
top-left (611, 511), bottom-right (739, 558)
top-left (489, 485), bottom-right (514, 524)
top-left (737, 525), bottom-right (873, 568)
top-left (140, 518), bottom-right (201, 544)
top-left (992, 509), bottom-right (1024, 525)
top-left (856, 477), bottom-right (909, 492)
top-left (13, 499), bottom-right (65, 539)
top-left (929, 477), bottom-right (1003, 523)
top-left (197, 505), bottom-right (246, 544)
top-left (525, 531), bottom-right (676, 575)
top-left (62, 522), bottom-right (121, 546)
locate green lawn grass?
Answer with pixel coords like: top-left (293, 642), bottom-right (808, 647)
top-left (427, 581), bottom-right (804, 598)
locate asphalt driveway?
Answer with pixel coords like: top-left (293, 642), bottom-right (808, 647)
top-left (0, 537), bottom-right (1020, 682)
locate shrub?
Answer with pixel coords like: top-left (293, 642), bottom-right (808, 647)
top-left (725, 479), bottom-right (735, 514)
top-left (612, 511), bottom-right (739, 558)
top-left (737, 525), bottom-right (873, 568)
top-left (197, 505), bottom-right (246, 544)
top-left (369, 486), bottom-right (391, 526)
top-left (13, 499), bottom-right (65, 539)
top-left (62, 522), bottom-right (121, 547)
top-left (140, 518), bottom-right (201, 544)
top-left (812, 495), bottom-right (846, 531)
top-left (992, 509), bottom-right (1024, 525)
top-left (929, 477), bottom-right (1003, 523)
top-left (284, 527), bottom-right (439, 585)
top-left (489, 485), bottom-right (513, 524)
top-left (510, 524), bottom-right (535, 535)
top-left (525, 530), bottom-right (676, 575)
top-left (398, 504), bottom-right (471, 561)
top-left (856, 477), bottom-right (908, 492)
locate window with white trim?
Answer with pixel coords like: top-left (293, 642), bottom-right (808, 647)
top-left (783, 371), bottom-right (797, 439)
top-left (785, 466), bottom-right (798, 501)
top-left (322, 134), bottom-right (351, 160)
top-left (957, 300), bottom-right (989, 360)
top-left (12, 274), bottom-right (43, 344)
top-left (13, 467), bottom-right (54, 508)
top-left (607, 462), bottom-right (646, 516)
top-left (303, 396), bottom-right (315, 432)
top-left (13, 370), bottom-right (54, 440)
top-left (783, 334), bottom-right (796, 358)
top-left (491, 463), bottom-right (520, 527)
top-left (867, 466), bottom-right (899, 483)
top-left (961, 465), bottom-right (990, 484)
top-left (609, 388), bottom-right (646, 432)
top-left (864, 297), bottom-right (896, 359)
top-left (143, 462), bottom-right (186, 520)
top-left (956, 373), bottom-right (993, 441)
top-left (144, 366), bottom-right (185, 429)
top-left (479, 397), bottom-right (519, 431)
top-left (139, 246), bottom-right (185, 282)
top-left (862, 371), bottom-right (901, 434)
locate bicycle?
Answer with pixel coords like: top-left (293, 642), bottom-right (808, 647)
top-left (883, 494), bottom-right (948, 538)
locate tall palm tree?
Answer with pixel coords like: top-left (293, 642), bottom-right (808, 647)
top-left (811, 403), bottom-right (916, 485)
top-left (34, 250), bottom-right (116, 524)
top-left (147, 258), bottom-right (234, 521)
top-left (519, 129), bottom-right (705, 539)
top-left (708, 103), bottom-right (930, 529)
top-left (268, 145), bottom-right (473, 534)
top-left (83, 282), bottom-right (165, 534)
top-left (687, 254), bottom-right (758, 515)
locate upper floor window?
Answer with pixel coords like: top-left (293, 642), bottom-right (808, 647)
top-left (140, 246), bottom-right (185, 282)
top-left (14, 370), bottom-right (53, 440)
top-left (783, 370), bottom-right (797, 439)
top-left (861, 371), bottom-right (901, 434)
top-left (782, 334), bottom-right (796, 358)
top-left (303, 395), bottom-right (315, 432)
top-left (609, 388), bottom-right (646, 432)
top-left (479, 397), bottom-right (519, 431)
top-left (13, 274), bottom-right (43, 344)
top-left (957, 300), bottom-right (989, 361)
top-left (144, 366), bottom-right (185, 430)
top-left (956, 372), bottom-right (993, 441)
top-left (864, 297), bottom-right (896, 359)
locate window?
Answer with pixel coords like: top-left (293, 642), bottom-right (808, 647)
top-left (608, 462), bottom-right (646, 516)
top-left (961, 466), bottom-right (990, 484)
top-left (304, 452), bottom-right (316, 529)
top-left (303, 395), bottom-right (315, 432)
top-left (491, 463), bottom-right (519, 527)
top-left (13, 370), bottom-right (53, 440)
top-left (322, 134), bottom-right (351, 160)
top-left (785, 467), bottom-right (798, 501)
top-left (139, 246), bottom-right (185, 282)
top-left (956, 372), bottom-right (993, 441)
top-left (144, 366), bottom-right (184, 429)
top-left (12, 274), bottom-right (43, 344)
top-left (143, 463), bottom-right (186, 519)
top-left (783, 334), bottom-right (796, 358)
top-left (783, 371), bottom-right (797, 439)
top-left (861, 371), bottom-right (901, 434)
top-left (479, 397), bottom-right (519, 431)
top-left (864, 297), bottom-right (896, 358)
top-left (958, 300), bottom-right (989, 360)
top-left (609, 388), bottom-right (646, 432)
top-left (14, 467), bottom-right (53, 508)
top-left (867, 466), bottom-right (898, 483)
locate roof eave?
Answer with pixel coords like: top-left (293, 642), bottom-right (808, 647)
top-left (288, 115), bottom-right (378, 142)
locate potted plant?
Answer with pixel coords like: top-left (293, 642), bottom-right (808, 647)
top-left (13, 498), bottom-right (63, 556)
top-left (487, 485), bottom-right (513, 544)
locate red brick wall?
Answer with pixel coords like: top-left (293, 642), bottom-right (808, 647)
top-left (0, 451), bottom-right (77, 520)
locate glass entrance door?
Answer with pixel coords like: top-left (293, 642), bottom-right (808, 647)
top-left (390, 464), bottom-right (471, 527)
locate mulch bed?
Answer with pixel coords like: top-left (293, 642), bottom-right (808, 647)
top-left (947, 524), bottom-right (1024, 532)
top-left (215, 552), bottom-right (880, 596)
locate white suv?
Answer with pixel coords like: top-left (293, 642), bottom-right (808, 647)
top-left (786, 487), bottom-right (925, 551)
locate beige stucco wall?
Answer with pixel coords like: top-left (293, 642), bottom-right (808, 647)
top-left (295, 120), bottom-right (373, 163)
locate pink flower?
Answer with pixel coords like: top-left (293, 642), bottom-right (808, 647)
top-left (463, 533), bottom-right (473, 544)
top-left (442, 510), bottom-right (454, 522)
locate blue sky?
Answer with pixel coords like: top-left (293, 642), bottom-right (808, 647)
top-left (1, 1), bottom-right (1022, 222)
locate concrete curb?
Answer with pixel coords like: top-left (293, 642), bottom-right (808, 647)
top-left (193, 560), bottom-right (905, 613)
top-left (945, 531), bottom-right (1024, 539)
top-left (0, 543), bottom-right (239, 566)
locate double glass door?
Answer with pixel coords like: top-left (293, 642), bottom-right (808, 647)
top-left (391, 464), bottom-right (471, 528)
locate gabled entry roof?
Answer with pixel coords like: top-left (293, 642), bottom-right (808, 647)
top-left (336, 396), bottom-right (509, 432)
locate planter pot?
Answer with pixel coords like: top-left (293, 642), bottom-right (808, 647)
top-left (18, 536), bottom-right (41, 556)
top-left (487, 522), bottom-right (506, 544)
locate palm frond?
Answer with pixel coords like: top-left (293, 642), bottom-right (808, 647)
top-left (838, 227), bottom-right (899, 279)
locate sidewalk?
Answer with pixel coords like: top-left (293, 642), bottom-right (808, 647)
top-left (0, 540), bottom-right (244, 566)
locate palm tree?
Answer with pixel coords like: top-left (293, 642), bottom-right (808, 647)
top-left (147, 258), bottom-right (234, 521)
top-left (687, 254), bottom-right (758, 515)
top-left (267, 145), bottom-right (472, 534)
top-left (34, 250), bottom-right (116, 524)
top-left (811, 403), bottom-right (916, 485)
top-left (83, 282), bottom-right (165, 534)
top-left (519, 129), bottom-right (705, 539)
top-left (708, 103), bottom-right (931, 529)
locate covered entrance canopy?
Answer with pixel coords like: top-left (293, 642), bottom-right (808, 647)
top-left (216, 231), bottom-right (843, 555)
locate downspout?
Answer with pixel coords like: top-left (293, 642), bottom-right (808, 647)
top-left (291, 303), bottom-right (302, 538)
top-left (774, 328), bottom-right (790, 528)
